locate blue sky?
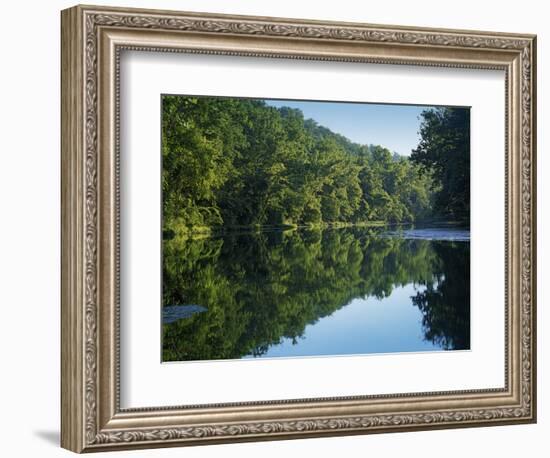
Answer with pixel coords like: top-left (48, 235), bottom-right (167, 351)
top-left (265, 99), bottom-right (431, 157)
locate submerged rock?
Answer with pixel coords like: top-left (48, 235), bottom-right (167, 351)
top-left (163, 304), bottom-right (208, 324)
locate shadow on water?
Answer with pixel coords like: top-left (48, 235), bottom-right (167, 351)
top-left (162, 226), bottom-right (470, 362)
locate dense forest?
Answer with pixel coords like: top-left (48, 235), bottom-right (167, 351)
top-left (162, 228), bottom-right (470, 361)
top-left (161, 96), bottom-right (469, 238)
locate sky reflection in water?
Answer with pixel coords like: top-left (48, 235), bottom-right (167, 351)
top-left (250, 283), bottom-right (442, 359)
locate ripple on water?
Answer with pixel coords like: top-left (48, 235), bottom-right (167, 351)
top-left (382, 227), bottom-right (470, 242)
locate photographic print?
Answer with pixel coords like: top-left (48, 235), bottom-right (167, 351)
top-left (161, 95), bottom-right (471, 363)
top-left (61, 7), bottom-right (536, 450)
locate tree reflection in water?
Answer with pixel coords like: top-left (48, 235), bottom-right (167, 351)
top-left (162, 227), bottom-right (470, 362)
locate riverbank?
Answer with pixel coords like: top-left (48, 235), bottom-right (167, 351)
top-left (164, 218), bottom-right (470, 241)
top-left (164, 220), bottom-right (391, 241)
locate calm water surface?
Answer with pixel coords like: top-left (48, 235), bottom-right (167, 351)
top-left (162, 226), bottom-right (470, 362)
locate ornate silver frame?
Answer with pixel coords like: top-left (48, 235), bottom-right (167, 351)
top-left (61, 4), bottom-right (537, 453)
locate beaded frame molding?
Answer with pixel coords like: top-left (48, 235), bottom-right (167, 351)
top-left (61, 4), bottom-right (537, 453)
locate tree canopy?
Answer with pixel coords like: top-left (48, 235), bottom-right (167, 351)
top-left (410, 107), bottom-right (470, 219)
top-left (162, 96), bottom-right (467, 238)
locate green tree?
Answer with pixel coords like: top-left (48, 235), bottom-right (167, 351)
top-left (410, 107), bottom-right (470, 219)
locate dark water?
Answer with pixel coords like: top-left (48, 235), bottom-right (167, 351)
top-left (162, 226), bottom-right (470, 362)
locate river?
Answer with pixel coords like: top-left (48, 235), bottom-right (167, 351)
top-left (162, 225), bottom-right (470, 362)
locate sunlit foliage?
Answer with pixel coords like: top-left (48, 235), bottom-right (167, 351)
top-left (161, 96), bottom-right (461, 236)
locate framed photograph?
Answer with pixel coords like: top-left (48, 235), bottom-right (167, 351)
top-left (61, 4), bottom-right (537, 453)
